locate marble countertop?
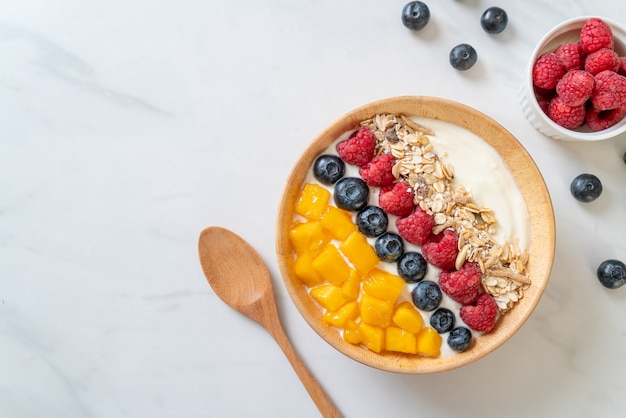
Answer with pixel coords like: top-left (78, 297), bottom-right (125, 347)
top-left (2, 1), bottom-right (626, 417)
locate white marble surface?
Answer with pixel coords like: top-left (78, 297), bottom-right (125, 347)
top-left (2, 1), bottom-right (626, 417)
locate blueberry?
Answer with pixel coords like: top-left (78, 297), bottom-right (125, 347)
top-left (333, 177), bottom-right (369, 211)
top-left (401, 1), bottom-right (430, 31)
top-left (375, 232), bottom-right (404, 262)
top-left (356, 206), bottom-right (388, 237)
top-left (397, 252), bottom-right (427, 282)
top-left (480, 7), bottom-right (508, 34)
top-left (570, 173), bottom-right (602, 202)
top-left (430, 308), bottom-right (455, 334)
top-left (447, 327), bottom-right (473, 352)
top-left (597, 259), bottom-right (626, 289)
top-left (622, 150), bottom-right (626, 165)
top-left (449, 43), bottom-right (478, 71)
top-left (313, 154), bottom-right (345, 185)
top-left (411, 280), bottom-right (442, 311)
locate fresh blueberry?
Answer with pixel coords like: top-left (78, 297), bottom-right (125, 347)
top-left (597, 259), bottom-right (626, 289)
top-left (356, 206), bottom-right (388, 237)
top-left (313, 155), bottom-right (345, 185)
top-left (622, 150), bottom-right (626, 165)
top-left (430, 308), bottom-right (455, 334)
top-left (401, 1), bottom-right (430, 31)
top-left (570, 173), bottom-right (602, 202)
top-left (397, 252), bottom-right (427, 282)
top-left (447, 327), bottom-right (473, 352)
top-left (375, 232), bottom-right (404, 262)
top-left (480, 7), bottom-right (508, 34)
top-left (449, 43), bottom-right (478, 71)
top-left (411, 280), bottom-right (442, 311)
top-left (333, 177), bottom-right (369, 211)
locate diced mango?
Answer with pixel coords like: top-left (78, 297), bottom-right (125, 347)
top-left (294, 253), bottom-right (324, 287)
top-left (323, 301), bottom-right (359, 328)
top-left (360, 294), bottom-right (393, 328)
top-left (362, 269), bottom-right (406, 303)
top-left (342, 269), bottom-right (361, 300)
top-left (385, 326), bottom-right (418, 354)
top-left (339, 231), bottom-right (379, 274)
top-left (289, 221), bottom-right (331, 255)
top-left (311, 244), bottom-right (350, 286)
top-left (358, 322), bottom-right (385, 353)
top-left (416, 326), bottom-right (442, 358)
top-left (343, 320), bottom-right (361, 345)
top-left (392, 302), bottom-right (424, 334)
top-left (295, 183), bottom-right (331, 220)
top-left (319, 206), bottom-right (357, 240)
top-left (310, 284), bottom-right (349, 311)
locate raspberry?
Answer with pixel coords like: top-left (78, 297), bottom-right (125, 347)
top-left (580, 17), bottom-right (614, 54)
top-left (586, 101), bottom-right (626, 131)
top-left (591, 70), bottom-right (626, 111)
top-left (618, 56), bottom-right (626, 76)
top-left (554, 42), bottom-right (586, 71)
top-left (359, 154), bottom-right (396, 187)
top-left (336, 127), bottom-right (376, 166)
top-left (547, 95), bottom-right (586, 129)
top-left (460, 293), bottom-right (498, 332)
top-left (396, 207), bottom-right (434, 246)
top-left (378, 182), bottom-right (415, 217)
top-left (584, 48), bottom-right (620, 75)
top-left (421, 229), bottom-right (459, 272)
top-left (532, 52), bottom-right (566, 89)
top-left (439, 262), bottom-right (482, 305)
top-left (555, 70), bottom-right (594, 106)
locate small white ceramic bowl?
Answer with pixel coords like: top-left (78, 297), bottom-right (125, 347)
top-left (520, 16), bottom-right (626, 141)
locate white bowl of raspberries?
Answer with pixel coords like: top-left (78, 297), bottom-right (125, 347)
top-left (521, 16), bottom-right (626, 141)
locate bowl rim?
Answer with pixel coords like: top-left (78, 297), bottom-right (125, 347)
top-left (276, 96), bottom-right (556, 373)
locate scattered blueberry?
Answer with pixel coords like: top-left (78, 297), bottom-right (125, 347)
top-left (597, 259), bottom-right (626, 289)
top-left (623, 150), bottom-right (626, 165)
top-left (449, 43), bottom-right (478, 71)
top-left (375, 232), bottom-right (404, 262)
top-left (570, 173), bottom-right (603, 202)
top-left (333, 177), bottom-right (369, 211)
top-left (480, 7), bottom-right (508, 34)
top-left (397, 252), bottom-right (427, 282)
top-left (312, 155), bottom-right (345, 185)
top-left (411, 280), bottom-right (442, 311)
top-left (356, 206), bottom-right (388, 237)
top-left (430, 308), bottom-right (455, 334)
top-left (401, 1), bottom-right (430, 31)
top-left (447, 327), bottom-right (473, 352)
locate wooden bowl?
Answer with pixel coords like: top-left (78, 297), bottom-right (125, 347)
top-left (276, 96), bottom-right (555, 373)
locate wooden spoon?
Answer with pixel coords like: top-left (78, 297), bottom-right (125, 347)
top-left (198, 226), bottom-right (342, 418)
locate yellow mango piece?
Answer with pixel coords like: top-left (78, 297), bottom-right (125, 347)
top-left (341, 269), bottom-right (361, 300)
top-left (392, 302), bottom-right (424, 334)
top-left (416, 326), bottom-right (442, 358)
top-left (310, 284), bottom-right (349, 311)
top-left (362, 269), bottom-right (406, 303)
top-left (358, 322), bottom-right (385, 353)
top-left (312, 244), bottom-right (350, 286)
top-left (360, 293), bottom-right (393, 328)
top-left (343, 320), bottom-right (361, 345)
top-left (323, 301), bottom-right (359, 328)
top-left (294, 253), bottom-right (324, 287)
top-left (319, 206), bottom-right (357, 240)
top-left (340, 231), bottom-right (379, 274)
top-left (385, 326), bottom-right (418, 354)
top-left (295, 183), bottom-right (331, 220)
top-left (288, 221), bottom-right (331, 255)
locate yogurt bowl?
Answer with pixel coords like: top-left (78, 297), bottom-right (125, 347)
top-left (276, 96), bottom-right (555, 373)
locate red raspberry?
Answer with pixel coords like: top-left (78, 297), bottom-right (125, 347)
top-left (584, 48), bottom-right (620, 75)
top-left (336, 127), bottom-right (376, 166)
top-left (378, 182), bottom-right (415, 217)
top-left (439, 262), bottom-right (482, 305)
top-left (547, 95), bottom-right (586, 129)
top-left (556, 70), bottom-right (594, 106)
top-left (554, 42), bottom-right (586, 70)
top-left (460, 293), bottom-right (498, 332)
top-left (532, 53), bottom-right (566, 89)
top-left (421, 229), bottom-right (459, 272)
top-left (359, 153), bottom-right (396, 187)
top-left (580, 17), bottom-right (614, 54)
top-left (396, 207), bottom-right (434, 246)
top-left (586, 101), bottom-right (626, 131)
top-left (618, 56), bottom-right (626, 76)
top-left (591, 70), bottom-right (626, 111)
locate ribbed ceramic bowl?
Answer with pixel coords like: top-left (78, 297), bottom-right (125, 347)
top-left (276, 96), bottom-right (555, 373)
top-left (520, 16), bottom-right (626, 141)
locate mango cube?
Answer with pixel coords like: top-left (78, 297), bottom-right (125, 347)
top-left (294, 253), bottom-right (324, 287)
top-left (358, 322), bottom-right (385, 353)
top-left (310, 284), bottom-right (349, 311)
top-left (295, 183), bottom-right (331, 220)
top-left (289, 221), bottom-right (331, 255)
top-left (319, 206), bottom-right (357, 240)
top-left (340, 231), bottom-right (379, 274)
top-left (359, 293), bottom-right (393, 328)
top-left (312, 244), bottom-right (350, 286)
top-left (392, 302), bottom-right (424, 333)
top-left (416, 326), bottom-right (442, 357)
top-left (343, 320), bottom-right (361, 345)
top-left (341, 269), bottom-right (361, 300)
top-left (362, 269), bottom-right (405, 302)
top-left (385, 326), bottom-right (418, 354)
top-left (323, 301), bottom-right (359, 328)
